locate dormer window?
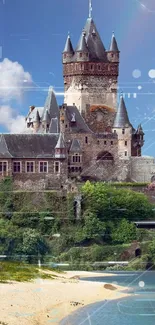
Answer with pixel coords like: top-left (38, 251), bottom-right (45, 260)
top-left (80, 53), bottom-right (82, 57)
top-left (122, 129), bottom-right (125, 134)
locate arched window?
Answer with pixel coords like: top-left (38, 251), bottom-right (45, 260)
top-left (97, 152), bottom-right (113, 161)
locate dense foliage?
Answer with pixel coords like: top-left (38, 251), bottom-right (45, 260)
top-left (0, 179), bottom-right (155, 270)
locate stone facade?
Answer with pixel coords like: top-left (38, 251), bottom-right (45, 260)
top-left (0, 14), bottom-right (154, 190)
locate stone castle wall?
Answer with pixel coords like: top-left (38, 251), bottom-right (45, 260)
top-left (64, 75), bottom-right (118, 114)
top-left (130, 156), bottom-right (155, 182)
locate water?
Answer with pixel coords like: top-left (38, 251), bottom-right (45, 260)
top-left (60, 271), bottom-right (155, 325)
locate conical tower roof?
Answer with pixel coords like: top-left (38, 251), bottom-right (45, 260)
top-left (76, 32), bottom-right (88, 52)
top-left (78, 18), bottom-right (105, 60)
top-left (55, 133), bottom-right (65, 149)
top-left (63, 35), bottom-right (74, 53)
top-left (33, 110), bottom-right (40, 123)
top-left (113, 96), bottom-right (132, 128)
top-left (43, 87), bottom-right (59, 120)
top-left (109, 32), bottom-right (119, 52)
top-left (42, 109), bottom-right (50, 123)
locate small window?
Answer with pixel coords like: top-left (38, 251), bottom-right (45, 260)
top-left (104, 141), bottom-right (107, 145)
top-left (13, 161), bottom-right (21, 173)
top-left (26, 161), bottom-right (34, 173)
top-left (65, 124), bottom-right (68, 128)
top-left (85, 136), bottom-right (88, 144)
top-left (0, 161), bottom-right (8, 175)
top-left (72, 154), bottom-right (81, 163)
top-left (91, 64), bottom-right (93, 70)
top-left (125, 141), bottom-right (127, 146)
top-left (80, 52), bottom-right (82, 57)
top-left (97, 140), bottom-right (99, 144)
top-left (64, 54), bottom-right (66, 59)
top-left (125, 151), bottom-right (127, 156)
top-left (111, 141), bottom-right (113, 145)
top-left (98, 65), bottom-right (101, 70)
top-left (54, 161), bottom-right (60, 173)
top-left (122, 129), bottom-right (125, 135)
top-left (114, 130), bottom-right (116, 134)
top-left (39, 161), bottom-right (48, 173)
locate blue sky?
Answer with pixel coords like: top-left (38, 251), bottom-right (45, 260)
top-left (0, 0), bottom-right (155, 155)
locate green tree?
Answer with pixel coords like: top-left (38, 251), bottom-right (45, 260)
top-left (82, 181), bottom-right (154, 222)
top-left (22, 229), bottom-right (49, 263)
top-left (111, 219), bottom-right (137, 244)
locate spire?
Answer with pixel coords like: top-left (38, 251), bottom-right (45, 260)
top-left (136, 124), bottom-right (144, 134)
top-left (89, 0), bottom-right (92, 18)
top-left (42, 109), bottom-right (50, 123)
top-left (44, 87), bottom-right (59, 120)
top-left (55, 133), bottom-right (65, 149)
top-left (76, 32), bottom-right (88, 52)
top-left (109, 32), bottom-right (119, 52)
top-left (79, 18), bottom-right (105, 60)
top-left (113, 95), bottom-right (131, 128)
top-left (63, 34), bottom-right (74, 53)
top-left (33, 110), bottom-right (40, 123)
top-left (55, 133), bottom-right (66, 158)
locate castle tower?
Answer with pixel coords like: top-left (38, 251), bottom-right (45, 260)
top-left (33, 110), bottom-right (40, 132)
top-left (132, 124), bottom-right (144, 156)
top-left (112, 95), bottom-right (132, 159)
top-left (55, 133), bottom-right (66, 159)
top-left (63, 34), bottom-right (74, 63)
top-left (42, 109), bottom-right (50, 133)
top-left (107, 32), bottom-right (119, 63)
top-left (63, 2), bottom-right (119, 114)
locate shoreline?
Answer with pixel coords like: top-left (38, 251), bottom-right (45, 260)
top-left (0, 271), bottom-right (129, 325)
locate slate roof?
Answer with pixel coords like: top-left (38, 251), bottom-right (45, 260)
top-left (63, 35), bottom-right (74, 53)
top-left (0, 134), bottom-right (59, 159)
top-left (26, 107), bottom-right (44, 123)
top-left (42, 109), bottom-right (51, 123)
top-left (109, 33), bottom-right (119, 52)
top-left (74, 18), bottom-right (105, 61)
top-left (113, 96), bottom-right (132, 128)
top-left (65, 106), bottom-right (92, 133)
top-left (69, 139), bottom-right (82, 152)
top-left (49, 117), bottom-right (59, 134)
top-left (76, 33), bottom-right (88, 52)
top-left (55, 133), bottom-right (65, 149)
top-left (43, 87), bottom-right (59, 120)
top-left (33, 110), bottom-right (40, 123)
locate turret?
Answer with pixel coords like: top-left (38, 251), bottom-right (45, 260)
top-left (63, 34), bottom-right (74, 63)
top-left (132, 124), bottom-right (144, 156)
top-left (42, 109), bottom-right (50, 132)
top-left (113, 95), bottom-right (132, 159)
top-left (59, 104), bottom-right (69, 133)
top-left (75, 31), bottom-right (89, 62)
top-left (55, 133), bottom-right (66, 159)
top-left (33, 110), bottom-right (40, 132)
top-left (107, 32), bottom-right (119, 63)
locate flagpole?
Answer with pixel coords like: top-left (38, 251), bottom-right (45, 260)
top-left (89, 0), bottom-right (92, 18)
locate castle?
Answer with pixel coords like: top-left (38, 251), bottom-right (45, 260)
top-left (0, 6), bottom-right (155, 190)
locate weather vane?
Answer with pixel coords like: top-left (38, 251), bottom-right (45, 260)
top-left (89, 0), bottom-right (92, 18)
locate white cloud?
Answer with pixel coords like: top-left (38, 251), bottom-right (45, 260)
top-left (0, 58), bottom-right (33, 133)
top-left (0, 105), bottom-right (25, 133)
top-left (0, 58), bottom-right (32, 102)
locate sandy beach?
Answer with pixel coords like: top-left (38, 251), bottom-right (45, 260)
top-left (0, 271), bottom-right (128, 325)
